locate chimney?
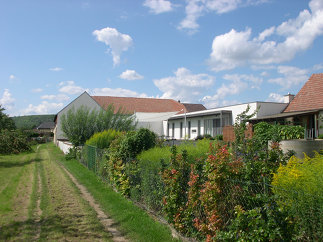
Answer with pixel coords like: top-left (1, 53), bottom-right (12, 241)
top-left (284, 93), bottom-right (295, 103)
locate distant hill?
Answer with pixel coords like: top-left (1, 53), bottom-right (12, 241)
top-left (12, 114), bottom-right (56, 130)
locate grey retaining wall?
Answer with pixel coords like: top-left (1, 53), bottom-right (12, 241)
top-left (279, 139), bottom-right (323, 158)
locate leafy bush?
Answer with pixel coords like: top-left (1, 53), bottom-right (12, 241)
top-left (318, 134), bottom-right (323, 139)
top-left (118, 128), bottom-right (157, 161)
top-left (0, 129), bottom-right (31, 154)
top-left (195, 134), bottom-right (214, 140)
top-left (272, 154), bottom-right (323, 241)
top-left (253, 122), bottom-right (304, 147)
top-left (61, 105), bottom-right (135, 146)
top-left (86, 129), bottom-right (123, 149)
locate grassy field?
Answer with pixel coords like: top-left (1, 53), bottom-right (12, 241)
top-left (0, 145), bottom-right (112, 241)
top-left (0, 143), bottom-right (178, 242)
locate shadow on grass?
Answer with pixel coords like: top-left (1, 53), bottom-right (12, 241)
top-left (0, 213), bottom-right (111, 240)
top-left (0, 157), bottom-right (42, 169)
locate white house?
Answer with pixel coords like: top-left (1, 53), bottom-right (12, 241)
top-left (54, 92), bottom-right (206, 148)
top-left (167, 101), bottom-right (289, 140)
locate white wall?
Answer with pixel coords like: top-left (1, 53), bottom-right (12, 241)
top-left (167, 101), bottom-right (288, 140)
top-left (57, 140), bottom-right (74, 154)
top-left (212, 103), bottom-right (258, 123)
top-left (55, 92), bottom-right (102, 141)
top-left (135, 112), bottom-right (178, 136)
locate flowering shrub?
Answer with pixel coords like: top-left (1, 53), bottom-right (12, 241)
top-left (272, 153), bottom-right (323, 240)
top-left (162, 146), bottom-right (191, 233)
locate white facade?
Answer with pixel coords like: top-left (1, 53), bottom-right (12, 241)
top-left (167, 102), bottom-right (288, 140)
top-left (54, 92), bottom-right (102, 144)
top-left (135, 112), bottom-right (178, 136)
top-left (211, 102), bottom-right (288, 123)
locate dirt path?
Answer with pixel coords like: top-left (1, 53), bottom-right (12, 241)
top-left (60, 164), bottom-right (129, 242)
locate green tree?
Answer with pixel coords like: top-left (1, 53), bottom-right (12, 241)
top-left (60, 105), bottom-right (135, 146)
top-left (0, 105), bottom-right (16, 131)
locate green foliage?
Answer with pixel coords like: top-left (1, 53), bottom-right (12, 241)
top-left (0, 105), bottom-right (15, 131)
top-left (0, 129), bottom-right (31, 154)
top-left (233, 105), bottom-right (257, 155)
top-left (195, 134), bottom-right (214, 140)
top-left (272, 154), bottom-right (323, 241)
top-left (254, 122), bottom-right (304, 146)
top-left (61, 105), bottom-right (135, 147)
top-left (318, 134), bottom-right (323, 139)
top-left (61, 106), bottom-right (97, 146)
top-left (216, 203), bottom-right (293, 241)
top-left (162, 146), bottom-right (191, 233)
top-left (86, 129), bottom-right (123, 149)
top-left (12, 114), bottom-right (54, 130)
top-left (118, 128), bottom-right (157, 161)
top-left (102, 128), bottom-right (157, 196)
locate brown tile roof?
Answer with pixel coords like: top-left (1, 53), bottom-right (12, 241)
top-left (284, 73), bottom-right (323, 113)
top-left (91, 96), bottom-right (191, 114)
top-left (183, 103), bottom-right (206, 112)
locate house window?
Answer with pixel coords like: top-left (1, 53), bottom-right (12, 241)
top-left (204, 119), bottom-right (213, 135)
top-left (213, 119), bottom-right (221, 136)
top-left (180, 122), bottom-right (183, 138)
top-left (198, 120), bottom-right (201, 136)
top-left (188, 121), bottom-right (191, 138)
top-left (172, 123), bottom-right (175, 138)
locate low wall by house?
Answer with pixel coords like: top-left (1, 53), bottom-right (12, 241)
top-left (279, 139), bottom-right (323, 158)
top-left (57, 140), bottom-right (73, 154)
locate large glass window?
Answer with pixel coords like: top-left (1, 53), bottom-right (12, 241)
top-left (172, 123), bottom-right (175, 138)
top-left (188, 121), bottom-right (191, 138)
top-left (198, 120), bottom-right (201, 136)
top-left (180, 122), bottom-right (183, 138)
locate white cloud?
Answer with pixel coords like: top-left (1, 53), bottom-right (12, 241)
top-left (22, 101), bottom-right (64, 115)
top-left (119, 69), bottom-right (144, 80)
top-left (0, 89), bottom-right (15, 111)
top-left (268, 66), bottom-right (308, 89)
top-left (49, 67), bottom-right (63, 71)
top-left (93, 27), bottom-right (133, 66)
top-left (31, 88), bottom-right (43, 93)
top-left (208, 0), bottom-right (323, 71)
top-left (267, 93), bottom-right (285, 103)
top-left (313, 63), bottom-right (323, 71)
top-left (58, 81), bottom-right (88, 95)
top-left (9, 75), bottom-right (16, 80)
top-left (154, 67), bottom-right (214, 102)
top-left (92, 87), bottom-right (147, 97)
top-left (179, 0), bottom-right (267, 31)
top-left (143, 0), bottom-right (173, 14)
top-left (202, 73), bottom-right (262, 107)
top-left (41, 94), bottom-right (70, 102)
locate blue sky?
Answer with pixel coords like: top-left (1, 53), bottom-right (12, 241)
top-left (1, 0), bottom-right (323, 116)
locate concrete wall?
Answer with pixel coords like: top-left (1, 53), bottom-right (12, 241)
top-left (54, 92), bottom-right (102, 142)
top-left (279, 139), bottom-right (323, 158)
top-left (57, 140), bottom-right (74, 154)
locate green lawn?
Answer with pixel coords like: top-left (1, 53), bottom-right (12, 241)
top-left (47, 143), bottom-right (179, 242)
top-left (0, 143), bottom-right (178, 242)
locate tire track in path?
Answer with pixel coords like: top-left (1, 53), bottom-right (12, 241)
top-left (59, 164), bottom-right (128, 242)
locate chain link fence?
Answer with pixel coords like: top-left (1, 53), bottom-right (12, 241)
top-left (80, 144), bottom-right (105, 176)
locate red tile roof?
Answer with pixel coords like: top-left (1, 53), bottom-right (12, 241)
top-left (284, 73), bottom-right (323, 113)
top-left (91, 96), bottom-right (196, 114)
